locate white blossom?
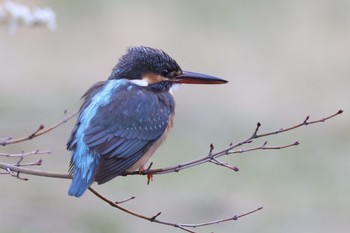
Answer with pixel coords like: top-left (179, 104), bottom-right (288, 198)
top-left (0, 1), bottom-right (57, 34)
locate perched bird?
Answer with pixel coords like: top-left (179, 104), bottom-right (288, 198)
top-left (67, 46), bottom-right (228, 197)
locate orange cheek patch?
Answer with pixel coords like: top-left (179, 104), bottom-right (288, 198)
top-left (142, 73), bottom-right (165, 85)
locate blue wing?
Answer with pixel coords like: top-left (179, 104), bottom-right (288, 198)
top-left (82, 82), bottom-right (175, 184)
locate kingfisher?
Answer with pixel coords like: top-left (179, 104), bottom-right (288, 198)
top-left (67, 46), bottom-right (228, 197)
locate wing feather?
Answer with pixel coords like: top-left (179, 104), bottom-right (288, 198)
top-left (82, 84), bottom-right (175, 184)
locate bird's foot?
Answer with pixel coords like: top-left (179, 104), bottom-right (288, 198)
top-left (147, 173), bottom-right (153, 185)
top-left (139, 166), bottom-right (153, 185)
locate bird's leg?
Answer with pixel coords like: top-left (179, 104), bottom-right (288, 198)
top-left (147, 173), bottom-right (153, 185)
top-left (139, 163), bottom-right (154, 185)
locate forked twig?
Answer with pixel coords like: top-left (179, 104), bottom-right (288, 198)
top-left (126, 110), bottom-right (343, 176)
top-left (0, 149), bottom-right (52, 157)
top-left (88, 187), bottom-right (263, 233)
top-left (0, 162), bottom-right (71, 179)
top-left (0, 110), bottom-right (78, 146)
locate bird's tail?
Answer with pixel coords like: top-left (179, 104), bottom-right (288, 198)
top-left (68, 151), bottom-right (100, 197)
top-left (68, 172), bottom-right (94, 197)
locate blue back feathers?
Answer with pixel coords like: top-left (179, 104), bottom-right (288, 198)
top-left (68, 79), bottom-right (124, 197)
top-left (67, 78), bottom-right (175, 197)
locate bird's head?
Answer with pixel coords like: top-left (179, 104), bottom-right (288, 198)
top-left (109, 46), bottom-right (228, 91)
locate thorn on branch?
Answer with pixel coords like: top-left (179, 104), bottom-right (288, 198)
top-left (63, 109), bottom-right (68, 121)
top-left (37, 159), bottom-right (43, 166)
top-left (146, 162), bottom-right (153, 171)
top-left (209, 143), bottom-right (215, 155)
top-left (303, 116), bottom-right (310, 125)
top-left (262, 141), bottom-right (268, 149)
top-left (252, 122), bottom-right (261, 138)
top-left (150, 212), bottom-right (162, 222)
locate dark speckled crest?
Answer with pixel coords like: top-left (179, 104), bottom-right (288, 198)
top-left (109, 46), bottom-right (182, 80)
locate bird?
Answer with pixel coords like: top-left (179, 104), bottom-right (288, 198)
top-left (67, 46), bottom-right (228, 197)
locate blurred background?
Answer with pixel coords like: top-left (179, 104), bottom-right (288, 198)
top-left (0, 0), bottom-right (349, 232)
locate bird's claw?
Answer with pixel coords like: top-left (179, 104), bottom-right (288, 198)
top-left (147, 173), bottom-right (153, 185)
top-left (139, 167), bottom-right (154, 185)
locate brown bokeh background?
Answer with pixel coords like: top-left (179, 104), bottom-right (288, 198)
top-left (1, 1), bottom-right (349, 233)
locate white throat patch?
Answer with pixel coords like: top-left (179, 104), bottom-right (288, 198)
top-left (128, 79), bottom-right (181, 95)
top-left (129, 79), bottom-right (148, 86)
top-left (169, 83), bottom-right (181, 94)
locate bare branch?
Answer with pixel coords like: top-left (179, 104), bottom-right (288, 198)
top-left (254, 109), bottom-right (343, 139)
top-left (0, 149), bottom-right (51, 157)
top-left (0, 162), bottom-right (71, 179)
top-left (0, 110), bottom-right (78, 146)
top-left (128, 109), bottom-right (343, 176)
top-left (115, 196), bottom-right (136, 205)
top-left (179, 207), bottom-right (263, 228)
top-left (0, 109), bottom-right (343, 232)
top-left (2, 166), bottom-right (28, 181)
top-left (209, 157), bottom-right (240, 171)
top-left (88, 187), bottom-right (262, 233)
top-left (1, 110), bottom-right (341, 180)
top-left (0, 110), bottom-right (342, 181)
top-left (228, 141), bottom-right (300, 155)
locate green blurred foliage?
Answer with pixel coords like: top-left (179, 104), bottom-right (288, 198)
top-left (1, 0), bottom-right (349, 233)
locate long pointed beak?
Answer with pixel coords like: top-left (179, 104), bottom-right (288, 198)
top-left (172, 71), bottom-right (228, 84)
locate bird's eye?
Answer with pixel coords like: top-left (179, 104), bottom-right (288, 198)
top-left (161, 69), bottom-right (169, 77)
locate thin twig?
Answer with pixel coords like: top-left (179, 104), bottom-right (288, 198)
top-left (127, 109), bottom-right (343, 176)
top-left (16, 159), bottom-right (42, 167)
top-left (0, 162), bottom-right (71, 179)
top-left (179, 207), bottom-right (263, 228)
top-left (87, 187), bottom-right (195, 233)
top-left (228, 141), bottom-right (300, 155)
top-left (209, 157), bottom-right (239, 171)
top-left (3, 167), bottom-right (28, 181)
top-left (254, 109), bottom-right (343, 139)
top-left (0, 110), bottom-right (78, 146)
top-left (0, 149), bottom-right (51, 157)
top-left (115, 196), bottom-right (136, 204)
top-left (88, 187), bottom-right (262, 233)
